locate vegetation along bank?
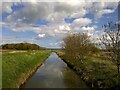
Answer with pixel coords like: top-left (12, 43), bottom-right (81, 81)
top-left (2, 50), bottom-right (51, 88)
top-left (56, 24), bottom-right (120, 89)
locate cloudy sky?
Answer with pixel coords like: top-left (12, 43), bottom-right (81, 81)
top-left (0, 0), bottom-right (119, 48)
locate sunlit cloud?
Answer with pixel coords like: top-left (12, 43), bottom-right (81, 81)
top-left (1, 1), bottom-right (119, 48)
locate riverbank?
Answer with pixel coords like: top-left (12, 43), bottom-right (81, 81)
top-left (22, 52), bottom-right (88, 88)
top-left (56, 51), bottom-right (120, 88)
top-left (2, 50), bottom-right (51, 88)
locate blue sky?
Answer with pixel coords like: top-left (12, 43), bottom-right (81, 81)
top-left (1, 1), bottom-right (119, 48)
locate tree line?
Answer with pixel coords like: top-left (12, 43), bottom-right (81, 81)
top-left (1, 43), bottom-right (45, 50)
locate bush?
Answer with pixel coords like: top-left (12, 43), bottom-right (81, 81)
top-left (63, 33), bottom-right (96, 62)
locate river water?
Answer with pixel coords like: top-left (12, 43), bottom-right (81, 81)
top-left (22, 52), bottom-right (88, 88)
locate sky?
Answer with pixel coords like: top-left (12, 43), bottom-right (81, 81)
top-left (0, 0), bottom-right (119, 48)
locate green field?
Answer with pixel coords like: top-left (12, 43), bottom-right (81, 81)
top-left (0, 53), bottom-right (2, 89)
top-left (2, 50), bottom-right (119, 88)
top-left (56, 50), bottom-right (119, 88)
top-left (2, 50), bottom-right (51, 88)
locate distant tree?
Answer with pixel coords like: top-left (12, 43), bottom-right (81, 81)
top-left (2, 43), bottom-right (45, 50)
top-left (99, 22), bottom-right (120, 75)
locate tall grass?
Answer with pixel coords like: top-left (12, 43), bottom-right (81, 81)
top-left (2, 50), bottom-right (51, 88)
top-left (57, 50), bottom-right (119, 88)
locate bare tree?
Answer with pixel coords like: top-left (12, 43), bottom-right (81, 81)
top-left (63, 33), bottom-right (91, 63)
top-left (99, 22), bottom-right (120, 75)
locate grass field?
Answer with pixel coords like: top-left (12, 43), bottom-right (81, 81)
top-left (0, 53), bottom-right (2, 89)
top-left (56, 50), bottom-right (119, 88)
top-left (2, 50), bottom-right (51, 88)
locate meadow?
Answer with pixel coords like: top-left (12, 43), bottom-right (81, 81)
top-left (56, 50), bottom-right (119, 88)
top-left (2, 49), bottom-right (119, 88)
top-left (2, 50), bottom-right (51, 88)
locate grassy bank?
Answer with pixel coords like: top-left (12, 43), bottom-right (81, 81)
top-left (0, 53), bottom-right (2, 89)
top-left (56, 50), bottom-right (120, 88)
top-left (2, 50), bottom-right (51, 88)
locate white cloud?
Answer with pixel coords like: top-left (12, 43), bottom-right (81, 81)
top-left (49, 41), bottom-right (63, 48)
top-left (2, 2), bottom-right (13, 13)
top-left (38, 34), bottom-right (45, 38)
top-left (6, 2), bottom-right (53, 23)
top-left (65, 0), bottom-right (85, 6)
top-left (88, 2), bottom-right (118, 19)
top-left (1, 36), bottom-right (34, 44)
top-left (81, 26), bottom-right (95, 31)
top-left (73, 18), bottom-right (92, 25)
top-left (66, 18), bottom-right (93, 32)
top-left (70, 9), bottom-right (87, 18)
top-left (59, 25), bottom-right (71, 31)
top-left (104, 2), bottom-right (118, 9)
top-left (4, 2), bottom-right (89, 24)
top-left (1, 1), bottom-right (118, 47)
top-left (4, 2), bottom-right (118, 25)
top-left (95, 9), bottom-right (114, 18)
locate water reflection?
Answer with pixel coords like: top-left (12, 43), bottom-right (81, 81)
top-left (22, 52), bottom-right (87, 88)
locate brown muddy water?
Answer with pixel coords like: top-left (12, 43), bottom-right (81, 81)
top-left (21, 52), bottom-right (89, 88)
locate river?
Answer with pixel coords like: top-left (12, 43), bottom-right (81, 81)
top-left (22, 52), bottom-right (88, 88)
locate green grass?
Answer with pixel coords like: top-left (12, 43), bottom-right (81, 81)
top-left (2, 50), bottom-right (51, 88)
top-left (56, 50), bottom-right (119, 88)
top-left (0, 53), bottom-right (2, 89)
top-left (82, 56), bottom-right (118, 87)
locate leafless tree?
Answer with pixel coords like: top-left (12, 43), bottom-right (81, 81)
top-left (99, 22), bottom-right (120, 75)
top-left (63, 33), bottom-right (92, 63)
